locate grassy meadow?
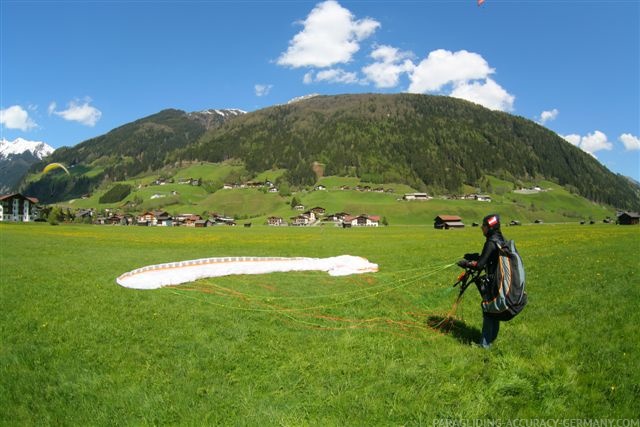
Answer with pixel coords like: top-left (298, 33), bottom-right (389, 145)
top-left (1, 222), bottom-right (639, 424)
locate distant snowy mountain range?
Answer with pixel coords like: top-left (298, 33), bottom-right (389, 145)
top-left (0, 138), bottom-right (55, 193)
top-left (0, 138), bottom-right (54, 160)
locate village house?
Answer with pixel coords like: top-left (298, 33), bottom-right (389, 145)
top-left (267, 216), bottom-right (285, 226)
top-left (290, 214), bottom-right (313, 226)
top-left (310, 206), bottom-right (325, 216)
top-left (137, 211), bottom-right (172, 226)
top-left (324, 212), bottom-right (350, 224)
top-left (434, 215), bottom-right (465, 229)
top-left (0, 193), bottom-right (39, 222)
top-left (403, 193), bottom-right (430, 201)
top-left (343, 214), bottom-right (380, 227)
top-left (211, 214), bottom-right (236, 226)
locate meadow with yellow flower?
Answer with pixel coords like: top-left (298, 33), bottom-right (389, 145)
top-left (1, 222), bottom-right (638, 423)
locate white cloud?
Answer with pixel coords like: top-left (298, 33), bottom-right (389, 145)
top-left (450, 78), bottom-right (515, 112)
top-left (562, 131), bottom-right (613, 155)
top-left (563, 134), bottom-right (581, 146)
top-left (277, 0), bottom-right (380, 68)
top-left (314, 68), bottom-right (360, 84)
top-left (52, 99), bottom-right (102, 126)
top-left (362, 45), bottom-right (414, 88)
top-left (407, 49), bottom-right (494, 93)
top-left (303, 72), bottom-right (314, 84)
top-left (0, 105), bottom-right (38, 131)
top-left (539, 108), bottom-right (559, 125)
top-left (404, 49), bottom-right (514, 112)
top-left (254, 84), bottom-right (273, 97)
top-left (48, 102), bottom-right (57, 115)
top-left (619, 133), bottom-right (640, 151)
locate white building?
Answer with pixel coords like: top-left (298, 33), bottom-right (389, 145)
top-left (0, 193), bottom-right (39, 222)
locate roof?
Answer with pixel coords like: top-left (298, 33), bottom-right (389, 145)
top-left (435, 215), bottom-right (462, 221)
top-left (618, 211), bottom-right (640, 218)
top-left (444, 221), bottom-right (465, 227)
top-left (0, 193), bottom-right (39, 204)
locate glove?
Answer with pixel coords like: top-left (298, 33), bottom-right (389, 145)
top-left (457, 259), bottom-right (470, 268)
top-left (464, 252), bottom-right (480, 261)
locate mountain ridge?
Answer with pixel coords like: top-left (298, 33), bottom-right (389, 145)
top-left (0, 138), bottom-right (54, 193)
top-left (19, 94), bottom-right (640, 210)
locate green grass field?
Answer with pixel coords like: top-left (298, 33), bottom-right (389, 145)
top-left (1, 222), bottom-right (638, 424)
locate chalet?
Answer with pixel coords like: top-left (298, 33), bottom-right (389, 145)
top-left (434, 215), bottom-right (464, 229)
top-left (617, 211), bottom-right (640, 225)
top-left (290, 214), bottom-right (312, 226)
top-left (310, 206), bottom-right (326, 216)
top-left (211, 215), bottom-right (236, 226)
top-left (268, 187), bottom-right (279, 193)
top-left (137, 211), bottom-right (172, 226)
top-left (194, 219), bottom-right (213, 228)
top-left (294, 204), bottom-right (305, 211)
top-left (0, 193), bottom-right (39, 222)
top-left (302, 211), bottom-right (317, 222)
top-left (181, 214), bottom-right (202, 227)
top-left (475, 195), bottom-right (492, 202)
top-left (403, 193), bottom-right (430, 201)
top-left (267, 216), bottom-right (285, 226)
top-left (314, 185), bottom-right (326, 191)
top-left (343, 214), bottom-right (380, 227)
top-left (325, 212), bottom-right (350, 224)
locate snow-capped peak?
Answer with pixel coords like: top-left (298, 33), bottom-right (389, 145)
top-left (0, 138), bottom-right (54, 159)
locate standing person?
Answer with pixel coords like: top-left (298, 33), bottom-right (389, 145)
top-left (457, 214), bottom-right (505, 349)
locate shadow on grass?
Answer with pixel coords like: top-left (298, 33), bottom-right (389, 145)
top-left (427, 315), bottom-right (481, 345)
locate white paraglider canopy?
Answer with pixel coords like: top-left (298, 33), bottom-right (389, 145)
top-left (116, 255), bottom-right (378, 290)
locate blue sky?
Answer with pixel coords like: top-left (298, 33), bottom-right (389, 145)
top-left (1, 0), bottom-right (639, 181)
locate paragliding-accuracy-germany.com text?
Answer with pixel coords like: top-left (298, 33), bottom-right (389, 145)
top-left (432, 419), bottom-right (640, 427)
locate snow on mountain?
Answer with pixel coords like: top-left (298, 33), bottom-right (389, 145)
top-left (287, 94), bottom-right (320, 104)
top-left (0, 138), bottom-right (54, 159)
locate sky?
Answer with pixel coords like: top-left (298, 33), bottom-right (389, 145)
top-left (1, 0), bottom-right (639, 181)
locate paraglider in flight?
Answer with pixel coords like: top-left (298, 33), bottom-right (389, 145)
top-left (42, 162), bottom-right (70, 175)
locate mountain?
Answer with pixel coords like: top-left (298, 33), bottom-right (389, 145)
top-left (0, 138), bottom-right (54, 193)
top-left (21, 94), bottom-right (640, 210)
top-left (179, 94), bottom-right (640, 210)
top-left (22, 108), bottom-right (244, 202)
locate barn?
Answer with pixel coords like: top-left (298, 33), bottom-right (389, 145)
top-left (617, 211), bottom-right (640, 225)
top-left (434, 215), bottom-right (464, 229)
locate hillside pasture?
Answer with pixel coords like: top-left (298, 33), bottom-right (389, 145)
top-left (1, 223), bottom-right (638, 423)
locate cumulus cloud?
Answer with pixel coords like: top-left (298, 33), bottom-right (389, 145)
top-left (0, 105), bottom-right (38, 131)
top-left (619, 133), bottom-right (640, 151)
top-left (52, 99), bottom-right (102, 126)
top-left (362, 45), bottom-right (414, 88)
top-left (407, 49), bottom-right (494, 93)
top-left (254, 84), bottom-right (273, 97)
top-left (277, 0), bottom-right (380, 68)
top-left (538, 108), bottom-right (559, 125)
top-left (449, 78), bottom-right (515, 112)
top-left (405, 49), bottom-right (514, 112)
top-left (305, 68), bottom-right (361, 84)
top-left (562, 131), bottom-right (613, 155)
